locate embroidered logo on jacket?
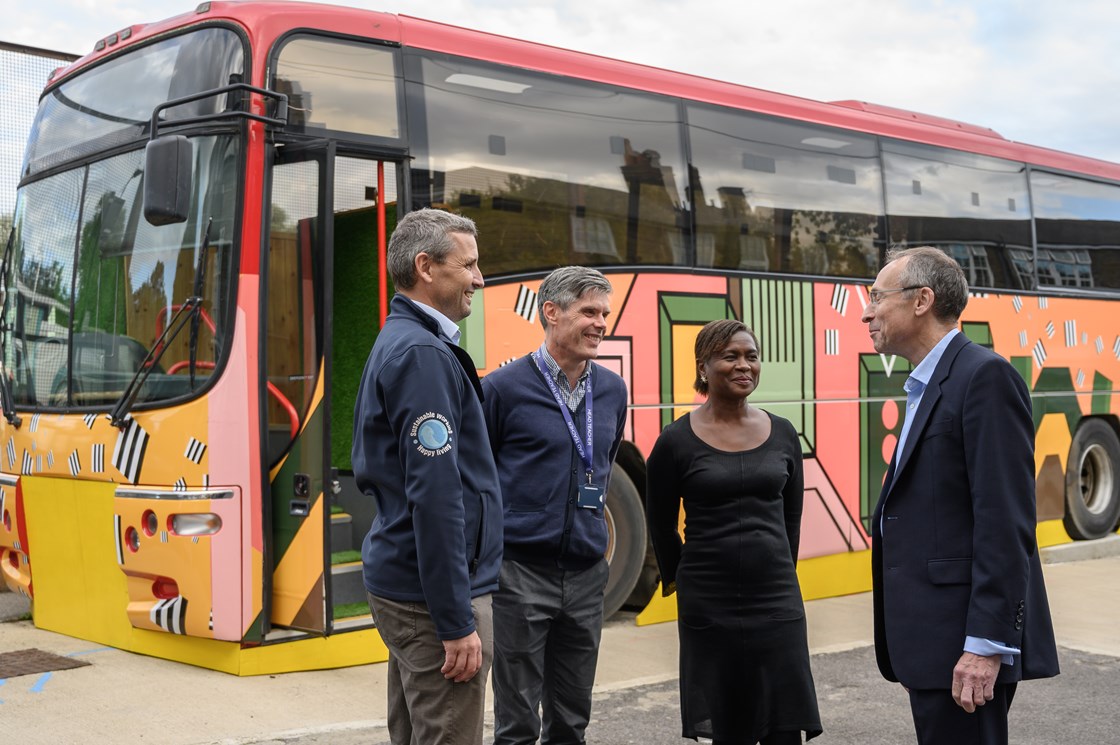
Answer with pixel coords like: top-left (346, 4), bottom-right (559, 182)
top-left (411, 412), bottom-right (454, 456)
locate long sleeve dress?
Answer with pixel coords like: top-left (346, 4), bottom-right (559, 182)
top-left (646, 411), bottom-right (822, 743)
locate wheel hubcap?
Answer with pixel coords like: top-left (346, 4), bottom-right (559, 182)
top-left (1079, 443), bottom-right (1115, 516)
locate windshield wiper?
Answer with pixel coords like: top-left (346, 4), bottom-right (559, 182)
top-left (108, 219), bottom-right (212, 429)
top-left (0, 227), bottom-right (23, 428)
top-left (186, 218), bottom-right (212, 386)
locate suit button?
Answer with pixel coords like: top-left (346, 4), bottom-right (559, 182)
top-left (1015, 622), bottom-right (1023, 630)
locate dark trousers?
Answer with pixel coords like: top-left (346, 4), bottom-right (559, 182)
top-left (909, 683), bottom-right (1017, 745)
top-left (367, 592), bottom-right (493, 745)
top-left (492, 557), bottom-right (610, 745)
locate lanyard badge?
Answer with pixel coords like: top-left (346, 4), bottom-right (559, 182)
top-left (533, 349), bottom-right (603, 510)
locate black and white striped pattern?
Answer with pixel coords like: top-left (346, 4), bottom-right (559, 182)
top-left (114, 514), bottom-right (124, 565)
top-left (1038, 297), bottom-right (1049, 309)
top-left (91, 443), bottom-right (105, 473)
top-left (1064, 320), bottom-right (1077, 347)
top-left (830, 285), bottom-right (850, 316)
top-left (29, 414), bottom-right (40, 433)
top-left (1045, 321), bottom-right (1055, 339)
top-left (112, 418), bottom-right (149, 483)
top-left (1012, 296), bottom-right (1023, 313)
top-left (83, 413), bottom-right (98, 429)
top-left (824, 329), bottom-right (840, 356)
top-left (1114, 336), bottom-right (1120, 360)
top-left (1097, 337), bottom-right (1105, 355)
top-left (21, 450), bottom-right (33, 475)
top-left (160, 530), bottom-right (169, 543)
top-left (184, 438), bottom-right (206, 465)
top-left (68, 450), bottom-right (81, 477)
top-left (150, 597), bottom-right (187, 635)
top-left (514, 285), bottom-right (538, 324)
top-left (173, 478), bottom-right (187, 491)
top-left (1033, 340), bottom-right (1047, 368)
top-left (6, 438), bottom-right (14, 470)
top-left (0, 488), bottom-right (5, 527)
top-left (1019, 330), bottom-right (1028, 349)
top-left (1077, 369), bottom-right (1085, 387)
top-left (498, 357), bottom-right (517, 367)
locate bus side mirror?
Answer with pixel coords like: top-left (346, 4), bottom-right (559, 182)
top-left (143, 135), bottom-right (193, 226)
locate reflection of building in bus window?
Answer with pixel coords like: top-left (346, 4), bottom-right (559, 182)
top-left (1038, 248), bottom-right (1094, 287)
top-left (569, 214), bottom-right (618, 259)
top-left (948, 244), bottom-right (995, 287)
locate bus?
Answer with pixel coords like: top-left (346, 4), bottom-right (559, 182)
top-left (1, 1), bottom-right (1118, 675)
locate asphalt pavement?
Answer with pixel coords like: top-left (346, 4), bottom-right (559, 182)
top-left (1, 537), bottom-right (1118, 745)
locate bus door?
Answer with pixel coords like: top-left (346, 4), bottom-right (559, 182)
top-left (264, 141), bottom-right (399, 635)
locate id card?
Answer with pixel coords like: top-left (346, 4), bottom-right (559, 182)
top-left (578, 483), bottom-right (604, 510)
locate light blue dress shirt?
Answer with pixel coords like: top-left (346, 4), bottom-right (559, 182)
top-left (890, 328), bottom-right (1018, 666)
top-left (413, 299), bottom-right (462, 345)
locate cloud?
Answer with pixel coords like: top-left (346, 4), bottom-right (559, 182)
top-left (4, 0), bottom-right (1119, 163)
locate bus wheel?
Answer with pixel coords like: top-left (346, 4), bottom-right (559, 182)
top-left (603, 466), bottom-right (646, 619)
top-left (1063, 419), bottom-right (1120, 540)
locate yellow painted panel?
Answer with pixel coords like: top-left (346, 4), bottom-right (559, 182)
top-left (1037, 519), bottom-right (1070, 548)
top-left (1035, 413), bottom-right (1073, 476)
top-left (271, 495), bottom-right (325, 625)
top-left (23, 477), bottom-right (134, 649)
top-left (239, 628), bottom-right (389, 675)
top-left (798, 549), bottom-right (873, 600)
top-left (636, 549), bottom-right (873, 627)
top-left (635, 585), bottom-right (677, 626)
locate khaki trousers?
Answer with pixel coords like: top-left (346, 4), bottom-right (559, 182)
top-left (367, 592), bottom-right (494, 745)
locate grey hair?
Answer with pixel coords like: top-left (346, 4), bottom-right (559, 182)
top-left (387, 209), bottom-right (478, 290)
top-left (536, 266), bottom-right (613, 328)
top-left (885, 246), bottom-right (969, 321)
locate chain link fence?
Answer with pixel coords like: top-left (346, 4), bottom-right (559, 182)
top-left (0, 42), bottom-right (78, 233)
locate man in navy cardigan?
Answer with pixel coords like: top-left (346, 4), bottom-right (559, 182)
top-left (862, 246), bottom-right (1058, 745)
top-left (352, 209), bottom-right (503, 745)
top-left (482, 266), bottom-right (628, 745)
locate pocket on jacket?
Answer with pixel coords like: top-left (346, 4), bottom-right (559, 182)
top-left (927, 557), bottom-right (972, 585)
top-left (923, 417), bottom-right (955, 438)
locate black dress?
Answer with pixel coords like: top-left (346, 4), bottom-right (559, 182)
top-left (646, 411), bottom-right (822, 743)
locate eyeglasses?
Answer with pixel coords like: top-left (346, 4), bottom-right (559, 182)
top-left (867, 285), bottom-right (925, 306)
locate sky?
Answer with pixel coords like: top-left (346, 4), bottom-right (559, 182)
top-left (4, 0), bottom-right (1120, 165)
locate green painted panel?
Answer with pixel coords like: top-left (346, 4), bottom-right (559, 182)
top-left (858, 353), bottom-right (912, 532)
top-left (656, 293), bottom-right (735, 428)
top-left (1092, 371), bottom-right (1115, 415)
top-left (740, 278), bottom-right (814, 453)
top-left (460, 289), bottom-right (486, 368)
top-left (961, 321), bottom-right (993, 349)
top-left (1031, 367), bottom-right (1081, 433)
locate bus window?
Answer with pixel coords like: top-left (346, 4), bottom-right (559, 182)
top-left (882, 141), bottom-right (1032, 290)
top-left (265, 158), bottom-right (323, 465)
top-left (687, 104), bottom-right (884, 279)
top-left (1030, 172), bottom-right (1120, 290)
top-left (5, 171), bottom-right (81, 406)
top-left (273, 35), bottom-right (402, 141)
top-left (405, 51), bottom-right (688, 274)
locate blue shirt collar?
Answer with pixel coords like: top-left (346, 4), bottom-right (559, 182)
top-left (908, 327), bottom-right (960, 389)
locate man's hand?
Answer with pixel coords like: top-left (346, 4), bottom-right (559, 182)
top-left (441, 631), bottom-right (483, 682)
top-left (952, 652), bottom-right (1001, 712)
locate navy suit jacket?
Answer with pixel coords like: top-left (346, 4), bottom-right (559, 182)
top-left (871, 332), bottom-right (1060, 690)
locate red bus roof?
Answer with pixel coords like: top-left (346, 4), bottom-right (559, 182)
top-left (54, 0), bottom-right (1120, 181)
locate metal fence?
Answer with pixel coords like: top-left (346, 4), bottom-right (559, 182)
top-left (0, 42), bottom-right (78, 226)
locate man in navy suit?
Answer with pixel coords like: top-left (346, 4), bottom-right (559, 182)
top-left (862, 246), bottom-right (1059, 745)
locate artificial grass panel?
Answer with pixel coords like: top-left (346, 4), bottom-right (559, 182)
top-left (331, 204), bottom-right (397, 472)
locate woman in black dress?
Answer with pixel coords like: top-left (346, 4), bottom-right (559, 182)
top-left (646, 319), bottom-right (821, 744)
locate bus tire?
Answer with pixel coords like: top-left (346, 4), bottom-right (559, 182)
top-left (603, 466), bottom-right (646, 619)
top-left (1063, 419), bottom-right (1120, 540)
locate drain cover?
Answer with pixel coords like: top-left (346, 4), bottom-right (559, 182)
top-left (0, 648), bottom-right (91, 678)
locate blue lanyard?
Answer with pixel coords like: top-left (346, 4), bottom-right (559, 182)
top-left (532, 349), bottom-right (594, 479)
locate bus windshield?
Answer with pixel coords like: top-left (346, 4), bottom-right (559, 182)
top-left (3, 27), bottom-right (245, 411)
